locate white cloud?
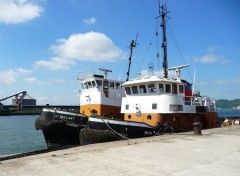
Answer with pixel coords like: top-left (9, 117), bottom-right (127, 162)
top-left (83, 17), bottom-right (96, 25)
top-left (34, 57), bottom-right (76, 71)
top-left (0, 0), bottom-right (43, 24)
top-left (24, 77), bottom-right (42, 85)
top-left (52, 31), bottom-right (124, 61)
top-left (54, 79), bottom-right (66, 83)
top-left (47, 79), bottom-right (66, 84)
top-left (207, 46), bottom-right (221, 53)
top-left (213, 79), bottom-right (240, 86)
top-left (194, 54), bottom-right (231, 64)
top-left (35, 31), bottom-right (125, 71)
top-left (197, 79), bottom-right (240, 86)
top-left (16, 67), bottom-right (32, 74)
top-left (138, 69), bottom-right (175, 78)
top-left (0, 68), bottom-right (32, 84)
top-left (0, 70), bottom-right (18, 84)
top-left (194, 54), bottom-right (217, 63)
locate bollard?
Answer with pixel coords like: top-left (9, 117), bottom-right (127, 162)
top-left (193, 122), bottom-right (203, 135)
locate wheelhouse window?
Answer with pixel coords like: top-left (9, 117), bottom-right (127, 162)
top-left (87, 81), bottom-right (93, 88)
top-left (92, 81), bottom-right (97, 87)
top-left (139, 85), bottom-right (147, 94)
top-left (103, 80), bottom-right (109, 89)
top-left (125, 87), bottom-right (131, 95)
top-left (148, 84), bottom-right (156, 93)
top-left (115, 82), bottom-right (121, 89)
top-left (172, 84), bottom-right (177, 94)
top-left (159, 84), bottom-right (164, 93)
top-left (80, 83), bottom-right (85, 90)
top-left (179, 84), bottom-right (184, 93)
top-left (110, 82), bottom-right (115, 89)
top-left (132, 86), bottom-right (138, 94)
top-left (84, 82), bottom-right (88, 89)
top-left (165, 84), bottom-right (171, 93)
top-left (96, 80), bottom-right (103, 88)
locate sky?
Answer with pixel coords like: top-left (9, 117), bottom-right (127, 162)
top-left (0, 0), bottom-right (239, 105)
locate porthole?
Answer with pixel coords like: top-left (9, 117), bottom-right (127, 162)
top-left (147, 115), bottom-right (152, 120)
top-left (128, 115), bottom-right (131, 119)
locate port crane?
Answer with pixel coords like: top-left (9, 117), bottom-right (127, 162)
top-left (0, 91), bottom-right (27, 109)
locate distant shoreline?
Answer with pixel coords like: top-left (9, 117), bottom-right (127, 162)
top-left (0, 112), bottom-right (41, 116)
top-left (0, 109), bottom-right (42, 116)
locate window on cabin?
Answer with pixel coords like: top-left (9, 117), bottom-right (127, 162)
top-left (172, 84), bottom-right (177, 94)
top-left (152, 103), bottom-right (157, 109)
top-left (110, 82), bottom-right (114, 89)
top-left (96, 80), bottom-right (102, 88)
top-left (115, 82), bottom-right (120, 89)
top-left (80, 83), bottom-right (85, 90)
top-left (148, 84), bottom-right (156, 93)
top-left (169, 105), bottom-right (183, 111)
top-left (159, 84), bottom-right (164, 93)
top-left (165, 84), bottom-right (171, 93)
top-left (92, 81), bottom-right (96, 87)
top-left (125, 87), bottom-right (131, 95)
top-left (126, 104), bottom-right (129, 110)
top-left (84, 82), bottom-right (88, 89)
top-left (87, 82), bottom-right (93, 88)
top-left (179, 84), bottom-right (184, 93)
top-left (132, 86), bottom-right (138, 94)
top-left (139, 85), bottom-right (147, 94)
top-left (103, 80), bottom-right (109, 89)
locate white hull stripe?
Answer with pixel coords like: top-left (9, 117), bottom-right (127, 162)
top-left (43, 108), bottom-right (87, 117)
top-left (89, 117), bottom-right (152, 128)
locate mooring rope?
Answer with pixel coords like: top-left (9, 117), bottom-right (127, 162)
top-left (100, 118), bottom-right (129, 140)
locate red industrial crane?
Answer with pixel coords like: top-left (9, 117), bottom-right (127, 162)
top-left (0, 91), bottom-right (27, 109)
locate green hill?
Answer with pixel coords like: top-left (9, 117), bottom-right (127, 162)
top-left (216, 99), bottom-right (240, 109)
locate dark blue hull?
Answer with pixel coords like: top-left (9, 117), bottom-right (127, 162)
top-left (88, 117), bottom-right (154, 138)
top-left (35, 108), bottom-right (88, 148)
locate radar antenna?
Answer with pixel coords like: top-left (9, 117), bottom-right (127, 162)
top-left (99, 68), bottom-right (112, 79)
top-left (167, 64), bottom-right (189, 81)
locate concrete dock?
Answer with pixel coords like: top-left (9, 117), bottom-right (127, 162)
top-left (1, 126), bottom-right (240, 176)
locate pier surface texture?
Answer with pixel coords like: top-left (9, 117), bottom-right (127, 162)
top-left (1, 126), bottom-right (240, 176)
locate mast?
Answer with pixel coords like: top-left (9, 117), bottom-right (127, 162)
top-left (160, 3), bottom-right (168, 78)
top-left (126, 33), bottom-right (138, 81)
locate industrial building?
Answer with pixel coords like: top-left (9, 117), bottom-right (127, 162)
top-left (0, 91), bottom-right (36, 109)
top-left (12, 94), bottom-right (36, 106)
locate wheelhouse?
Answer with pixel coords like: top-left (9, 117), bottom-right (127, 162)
top-left (122, 76), bottom-right (186, 97)
top-left (78, 69), bottom-right (125, 118)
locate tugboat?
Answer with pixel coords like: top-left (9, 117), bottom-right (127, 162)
top-left (36, 2), bottom-right (219, 147)
top-left (35, 68), bottom-right (125, 148)
top-left (86, 2), bottom-right (218, 140)
top-left (35, 107), bottom-right (88, 148)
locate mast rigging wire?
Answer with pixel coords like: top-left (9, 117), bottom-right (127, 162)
top-left (167, 23), bottom-right (196, 86)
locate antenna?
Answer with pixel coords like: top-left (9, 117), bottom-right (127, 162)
top-left (156, 1), bottom-right (170, 78)
top-left (126, 33), bottom-right (138, 81)
top-left (148, 62), bottom-right (154, 75)
top-left (167, 64), bottom-right (189, 81)
top-left (99, 68), bottom-right (112, 79)
top-left (192, 68), bottom-right (196, 95)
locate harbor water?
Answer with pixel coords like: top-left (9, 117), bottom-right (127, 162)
top-left (0, 115), bottom-right (47, 156)
top-left (0, 109), bottom-right (240, 156)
